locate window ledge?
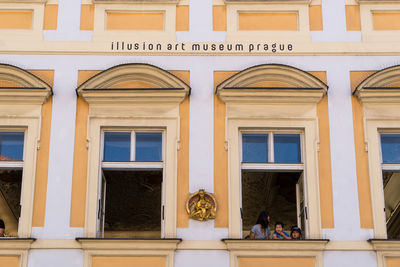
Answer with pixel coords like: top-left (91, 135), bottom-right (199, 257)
top-left (222, 239), bottom-right (329, 251)
top-left (76, 238), bottom-right (182, 250)
top-left (369, 239), bottom-right (400, 251)
top-left (0, 238), bottom-right (36, 250)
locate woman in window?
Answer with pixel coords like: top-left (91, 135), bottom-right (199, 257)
top-left (248, 211), bottom-right (271, 239)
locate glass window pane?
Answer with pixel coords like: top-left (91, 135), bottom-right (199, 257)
top-left (274, 134), bottom-right (301, 163)
top-left (104, 132), bottom-right (131, 162)
top-left (135, 132), bottom-right (162, 162)
top-left (242, 134), bottom-right (268, 163)
top-left (381, 134), bottom-right (400, 163)
top-left (0, 132), bottom-right (24, 161)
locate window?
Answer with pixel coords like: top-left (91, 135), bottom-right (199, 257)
top-left (215, 64), bottom-right (328, 241)
top-left (240, 131), bottom-right (307, 238)
top-left (0, 63), bottom-right (52, 242)
top-left (99, 130), bottom-right (164, 238)
top-left (76, 63), bottom-right (190, 244)
top-left (380, 133), bottom-right (400, 239)
top-left (354, 65), bottom-right (400, 240)
top-left (0, 131), bottom-right (24, 237)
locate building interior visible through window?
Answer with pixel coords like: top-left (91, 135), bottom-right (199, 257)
top-left (100, 130), bottom-right (163, 238)
top-left (241, 131), bottom-right (306, 238)
top-left (0, 131), bottom-right (24, 237)
top-left (381, 133), bottom-right (400, 239)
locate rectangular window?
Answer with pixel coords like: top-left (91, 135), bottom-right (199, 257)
top-left (380, 133), bottom-right (400, 239)
top-left (0, 131), bottom-right (24, 237)
top-left (240, 131), bottom-right (306, 238)
top-left (99, 130), bottom-right (164, 238)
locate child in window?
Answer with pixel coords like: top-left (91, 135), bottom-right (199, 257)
top-left (248, 211), bottom-right (271, 239)
top-left (290, 226), bottom-right (302, 240)
top-left (272, 221), bottom-right (291, 239)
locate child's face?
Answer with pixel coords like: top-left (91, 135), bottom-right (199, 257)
top-left (292, 231), bottom-right (300, 239)
top-left (275, 224), bottom-right (283, 232)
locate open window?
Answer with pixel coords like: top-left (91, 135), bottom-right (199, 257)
top-left (380, 133), bottom-right (400, 239)
top-left (99, 130), bottom-right (164, 238)
top-left (240, 131), bottom-right (307, 238)
top-left (354, 65), bottom-right (400, 239)
top-left (0, 64), bottom-right (52, 240)
top-left (0, 131), bottom-right (24, 237)
top-left (216, 64), bottom-right (328, 240)
top-left (76, 63), bottom-right (190, 240)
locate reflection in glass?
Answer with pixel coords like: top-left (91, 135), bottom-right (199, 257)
top-left (135, 132), bottom-right (162, 162)
top-left (104, 132), bottom-right (131, 162)
top-left (242, 134), bottom-right (268, 163)
top-left (381, 134), bottom-right (400, 163)
top-left (274, 134), bottom-right (301, 163)
top-left (0, 132), bottom-right (24, 161)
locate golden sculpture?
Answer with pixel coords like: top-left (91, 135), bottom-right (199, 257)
top-left (186, 189), bottom-right (217, 221)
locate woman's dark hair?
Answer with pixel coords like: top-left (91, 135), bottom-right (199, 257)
top-left (256, 211), bottom-right (270, 229)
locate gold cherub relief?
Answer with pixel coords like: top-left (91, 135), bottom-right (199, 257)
top-left (186, 189), bottom-right (217, 221)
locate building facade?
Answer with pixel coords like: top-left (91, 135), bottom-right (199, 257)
top-left (0, 0), bottom-right (400, 267)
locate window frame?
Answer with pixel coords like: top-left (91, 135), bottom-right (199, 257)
top-left (99, 128), bottom-right (166, 238)
top-left (239, 128), bottom-right (307, 237)
top-left (101, 129), bottom-right (165, 168)
top-left (0, 128), bottom-right (26, 169)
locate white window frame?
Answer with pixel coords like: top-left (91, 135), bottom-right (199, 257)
top-left (98, 128), bottom-right (166, 237)
top-left (239, 129), bottom-right (308, 237)
top-left (378, 130), bottom-right (400, 238)
top-left (0, 129), bottom-right (26, 237)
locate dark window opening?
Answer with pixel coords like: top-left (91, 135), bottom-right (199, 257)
top-left (383, 171), bottom-right (400, 239)
top-left (0, 169), bottom-right (22, 237)
top-left (241, 171), bottom-right (304, 238)
top-left (101, 170), bottom-right (162, 238)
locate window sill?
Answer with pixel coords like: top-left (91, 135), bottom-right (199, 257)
top-left (76, 237), bottom-right (182, 250)
top-left (0, 238), bottom-right (36, 250)
top-left (369, 239), bottom-right (400, 251)
top-left (222, 239), bottom-right (329, 251)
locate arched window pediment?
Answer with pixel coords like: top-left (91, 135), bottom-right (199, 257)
top-left (76, 63), bottom-right (190, 104)
top-left (216, 64), bottom-right (328, 104)
top-left (354, 65), bottom-right (400, 103)
top-left (0, 64), bottom-right (52, 105)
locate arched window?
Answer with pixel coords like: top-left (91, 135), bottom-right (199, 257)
top-left (216, 64), bottom-right (329, 264)
top-left (0, 63), bottom-right (52, 265)
top-left (75, 63), bottom-right (189, 263)
top-left (354, 64), bottom-right (400, 264)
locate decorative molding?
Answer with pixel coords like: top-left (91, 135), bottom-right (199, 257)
top-left (354, 65), bottom-right (400, 103)
top-left (0, 238), bottom-right (36, 250)
top-left (369, 239), bottom-right (400, 251)
top-left (222, 239), bottom-right (329, 251)
top-left (0, 64), bottom-right (52, 104)
top-left (76, 63), bottom-right (190, 104)
top-left (76, 238), bottom-right (182, 250)
top-left (223, 239), bottom-right (328, 267)
top-left (216, 64), bottom-right (327, 104)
